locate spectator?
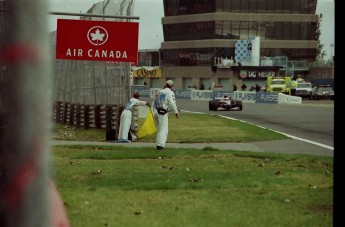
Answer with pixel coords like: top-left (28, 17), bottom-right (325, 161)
top-left (233, 84), bottom-right (237, 91)
top-left (255, 84), bottom-right (261, 92)
top-left (241, 84), bottom-right (247, 91)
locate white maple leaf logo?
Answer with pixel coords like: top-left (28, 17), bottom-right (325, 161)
top-left (91, 29), bottom-right (105, 43)
top-left (87, 26), bottom-right (109, 46)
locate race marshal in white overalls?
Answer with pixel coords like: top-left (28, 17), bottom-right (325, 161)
top-left (118, 92), bottom-right (149, 142)
top-left (153, 80), bottom-right (179, 150)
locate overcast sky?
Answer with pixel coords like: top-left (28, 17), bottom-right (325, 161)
top-left (47, 0), bottom-right (335, 59)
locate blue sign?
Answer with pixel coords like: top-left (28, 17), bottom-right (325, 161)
top-left (131, 87), bottom-right (280, 104)
top-left (191, 90), bottom-right (214, 100)
top-left (131, 87), bottom-right (150, 98)
top-left (236, 92), bottom-right (256, 103)
top-left (212, 91), bottom-right (234, 100)
top-left (174, 89), bottom-right (191, 99)
top-left (255, 92), bottom-right (278, 104)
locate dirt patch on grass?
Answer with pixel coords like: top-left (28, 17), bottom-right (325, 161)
top-left (306, 204), bottom-right (333, 212)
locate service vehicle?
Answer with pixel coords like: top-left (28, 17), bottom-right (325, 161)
top-left (294, 79), bottom-right (312, 99)
top-left (311, 84), bottom-right (335, 100)
top-left (266, 76), bottom-right (291, 94)
top-left (209, 96), bottom-right (243, 111)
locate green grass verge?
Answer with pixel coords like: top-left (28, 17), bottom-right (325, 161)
top-left (52, 112), bottom-right (332, 226)
top-left (52, 145), bottom-right (333, 227)
top-left (52, 112), bottom-right (288, 143)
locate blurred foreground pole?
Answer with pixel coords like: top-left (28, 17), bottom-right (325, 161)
top-left (0, 0), bottom-right (52, 226)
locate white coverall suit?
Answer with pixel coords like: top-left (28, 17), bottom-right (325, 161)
top-left (153, 87), bottom-right (179, 148)
top-left (118, 97), bottom-right (147, 141)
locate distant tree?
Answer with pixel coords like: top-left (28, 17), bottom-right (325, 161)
top-left (315, 13), bottom-right (326, 63)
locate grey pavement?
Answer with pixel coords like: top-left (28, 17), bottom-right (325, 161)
top-left (51, 139), bottom-right (333, 157)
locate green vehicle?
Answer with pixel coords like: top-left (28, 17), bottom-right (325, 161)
top-left (266, 76), bottom-right (291, 94)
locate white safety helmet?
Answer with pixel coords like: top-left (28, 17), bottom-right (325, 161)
top-left (166, 80), bottom-right (174, 86)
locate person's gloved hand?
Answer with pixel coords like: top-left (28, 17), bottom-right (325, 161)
top-left (146, 102), bottom-right (151, 107)
top-left (175, 111), bottom-right (179, 119)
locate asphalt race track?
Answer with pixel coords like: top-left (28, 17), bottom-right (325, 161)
top-left (176, 99), bottom-right (334, 153)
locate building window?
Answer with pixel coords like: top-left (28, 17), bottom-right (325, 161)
top-left (249, 0), bottom-right (258, 13)
top-left (222, 21), bottom-right (231, 39)
top-left (291, 23), bottom-right (301, 40)
top-left (212, 0), bottom-right (315, 14)
top-left (292, 0), bottom-right (302, 13)
top-left (240, 22), bottom-right (250, 40)
top-left (162, 49), bottom-right (215, 66)
top-left (163, 0), bottom-right (215, 16)
top-left (300, 23), bottom-right (308, 40)
top-left (249, 21), bottom-right (258, 37)
top-left (257, 0), bottom-right (266, 13)
top-left (163, 21), bottom-right (215, 41)
top-left (240, 0), bottom-right (249, 12)
top-left (164, 20), bottom-right (317, 42)
top-left (283, 0), bottom-right (292, 13)
top-left (258, 22), bottom-right (266, 39)
top-left (232, 22), bottom-right (240, 39)
top-left (223, 0), bottom-right (232, 12)
top-left (274, 0), bottom-right (283, 13)
top-left (282, 22), bottom-right (292, 40)
top-left (308, 22), bottom-right (317, 40)
top-left (232, 0), bottom-right (240, 12)
top-left (266, 0), bottom-right (275, 13)
top-left (265, 22), bottom-right (274, 40)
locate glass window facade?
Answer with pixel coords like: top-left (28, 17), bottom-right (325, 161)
top-left (261, 48), bottom-right (316, 60)
top-left (165, 0), bottom-right (317, 15)
top-left (162, 0), bottom-right (318, 66)
top-left (164, 0), bottom-right (215, 16)
top-left (163, 21), bottom-right (215, 41)
top-left (137, 52), bottom-right (160, 67)
top-left (161, 48), bottom-right (216, 66)
top-left (163, 21), bottom-right (317, 41)
top-left (162, 48), bottom-right (316, 66)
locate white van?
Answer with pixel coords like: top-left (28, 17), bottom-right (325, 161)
top-left (295, 82), bottom-right (312, 99)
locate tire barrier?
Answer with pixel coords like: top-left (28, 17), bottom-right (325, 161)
top-left (53, 101), bottom-right (121, 132)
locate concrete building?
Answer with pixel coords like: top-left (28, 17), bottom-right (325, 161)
top-left (152, 0), bottom-right (319, 90)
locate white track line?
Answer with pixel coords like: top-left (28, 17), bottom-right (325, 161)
top-left (181, 110), bottom-right (334, 151)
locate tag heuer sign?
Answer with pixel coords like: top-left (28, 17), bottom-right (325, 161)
top-left (56, 19), bottom-right (139, 64)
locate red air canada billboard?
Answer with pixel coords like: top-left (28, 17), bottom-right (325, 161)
top-left (56, 19), bottom-right (139, 64)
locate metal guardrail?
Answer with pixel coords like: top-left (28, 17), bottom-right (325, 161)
top-left (213, 56), bottom-right (310, 71)
top-left (269, 56), bottom-right (309, 71)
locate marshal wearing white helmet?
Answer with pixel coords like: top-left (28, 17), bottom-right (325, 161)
top-left (153, 80), bottom-right (179, 150)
